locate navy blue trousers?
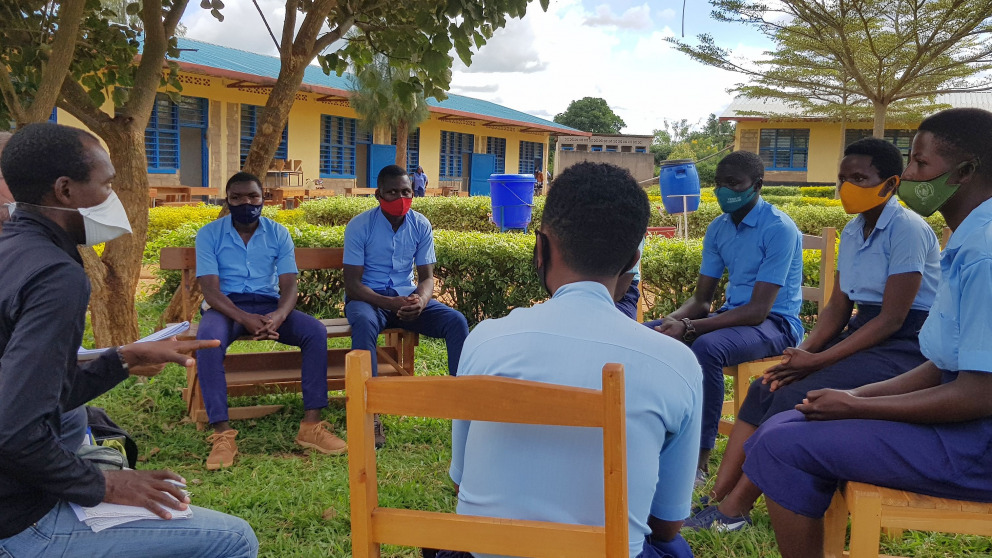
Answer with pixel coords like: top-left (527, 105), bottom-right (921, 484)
top-left (737, 306), bottom-right (929, 426)
top-left (195, 293), bottom-right (329, 424)
top-left (644, 313), bottom-right (795, 450)
top-left (615, 280), bottom-right (640, 320)
top-left (429, 534), bottom-right (693, 558)
top-left (345, 289), bottom-right (469, 376)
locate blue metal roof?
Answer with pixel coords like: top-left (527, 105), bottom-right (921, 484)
top-left (172, 37), bottom-right (582, 134)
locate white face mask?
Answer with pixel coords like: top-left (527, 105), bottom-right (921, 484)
top-left (11, 190), bottom-right (133, 246)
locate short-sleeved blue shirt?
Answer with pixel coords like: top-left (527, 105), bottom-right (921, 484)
top-left (195, 215), bottom-right (297, 298)
top-left (343, 208), bottom-right (436, 296)
top-left (700, 197), bottom-right (805, 343)
top-left (450, 282), bottom-right (702, 558)
top-left (411, 172), bottom-right (428, 194)
top-left (838, 197), bottom-right (939, 311)
top-left (918, 197), bottom-right (992, 373)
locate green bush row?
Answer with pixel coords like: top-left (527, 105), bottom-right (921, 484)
top-left (762, 186), bottom-right (836, 198)
top-left (150, 225), bottom-right (826, 328)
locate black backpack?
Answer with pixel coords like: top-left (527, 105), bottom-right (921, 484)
top-left (85, 406), bottom-right (138, 469)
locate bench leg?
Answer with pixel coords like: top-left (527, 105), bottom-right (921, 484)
top-left (824, 488), bottom-right (849, 558)
top-left (847, 483), bottom-right (883, 558)
top-left (184, 361), bottom-right (209, 431)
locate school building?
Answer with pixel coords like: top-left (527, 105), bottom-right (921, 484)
top-left (554, 134), bottom-right (654, 183)
top-left (719, 92), bottom-right (992, 185)
top-left (53, 37), bottom-right (585, 196)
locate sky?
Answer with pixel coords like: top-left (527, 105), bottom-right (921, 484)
top-left (181, 0), bottom-right (772, 135)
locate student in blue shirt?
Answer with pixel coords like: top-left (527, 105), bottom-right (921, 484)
top-left (644, 151), bottom-right (804, 480)
top-left (344, 165), bottom-right (469, 448)
top-left (411, 165), bottom-right (428, 197)
top-left (686, 138), bottom-right (940, 531)
top-left (195, 172), bottom-right (346, 470)
top-left (431, 162), bottom-right (701, 558)
top-left (745, 108), bottom-right (992, 558)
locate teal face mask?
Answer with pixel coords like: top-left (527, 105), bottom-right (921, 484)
top-left (898, 162), bottom-right (970, 217)
top-left (715, 182), bottom-right (758, 213)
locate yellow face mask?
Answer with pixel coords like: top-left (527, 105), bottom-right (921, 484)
top-left (839, 177), bottom-right (898, 215)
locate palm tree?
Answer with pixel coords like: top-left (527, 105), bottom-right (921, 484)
top-left (349, 54), bottom-right (430, 170)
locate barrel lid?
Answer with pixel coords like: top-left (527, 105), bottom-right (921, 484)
top-left (660, 159), bottom-right (696, 167)
top-left (488, 174), bottom-right (537, 181)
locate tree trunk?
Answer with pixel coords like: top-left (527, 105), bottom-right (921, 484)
top-left (396, 120), bottom-right (409, 169)
top-left (242, 59), bottom-right (307, 178)
top-left (84, 125), bottom-right (149, 347)
top-left (872, 102), bottom-right (887, 138)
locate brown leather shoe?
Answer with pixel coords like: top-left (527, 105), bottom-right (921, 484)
top-left (373, 415), bottom-right (386, 449)
top-left (296, 421), bottom-right (348, 455)
top-left (206, 429), bottom-right (238, 470)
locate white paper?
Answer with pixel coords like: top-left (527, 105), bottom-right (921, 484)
top-left (77, 322), bottom-right (191, 360)
top-left (70, 479), bottom-right (192, 532)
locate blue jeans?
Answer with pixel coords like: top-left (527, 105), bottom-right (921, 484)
top-left (345, 289), bottom-right (469, 376)
top-left (196, 294), bottom-right (329, 424)
top-left (0, 500), bottom-right (257, 557)
top-left (60, 406), bottom-right (88, 451)
top-left (644, 313), bottom-right (795, 450)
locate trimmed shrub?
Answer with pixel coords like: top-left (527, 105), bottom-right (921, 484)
top-left (800, 186), bottom-right (836, 198)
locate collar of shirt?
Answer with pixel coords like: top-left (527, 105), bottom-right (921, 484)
top-left (222, 213), bottom-right (274, 245)
top-left (4, 210), bottom-right (82, 264)
top-left (845, 196), bottom-right (900, 241)
top-left (551, 281), bottom-right (615, 306)
top-left (945, 197), bottom-right (992, 253)
top-left (737, 196), bottom-right (768, 229)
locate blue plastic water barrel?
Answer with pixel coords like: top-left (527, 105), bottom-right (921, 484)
top-left (489, 174), bottom-right (536, 231)
top-left (658, 159), bottom-right (701, 214)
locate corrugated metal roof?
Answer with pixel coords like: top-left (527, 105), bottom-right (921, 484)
top-left (171, 38), bottom-right (583, 134)
top-left (720, 92), bottom-right (992, 121)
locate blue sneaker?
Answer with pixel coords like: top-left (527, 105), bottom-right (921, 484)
top-left (690, 495), bottom-right (710, 516)
top-left (683, 505), bottom-right (752, 532)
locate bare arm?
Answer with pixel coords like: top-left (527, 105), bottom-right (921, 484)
top-left (397, 264), bottom-right (435, 321)
top-left (852, 360), bottom-right (944, 398)
top-left (665, 275), bottom-right (719, 321)
top-left (795, 272), bottom-right (850, 353)
top-left (689, 281), bottom-right (781, 335)
top-left (343, 264), bottom-right (406, 313)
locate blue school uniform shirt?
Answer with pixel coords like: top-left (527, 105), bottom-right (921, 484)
top-left (194, 215), bottom-right (297, 298)
top-left (411, 171), bottom-right (428, 194)
top-left (450, 282), bottom-right (702, 558)
top-left (700, 197), bottom-right (805, 343)
top-left (918, 197), bottom-right (992, 374)
top-left (838, 197), bottom-right (939, 311)
top-left (343, 208), bottom-right (436, 296)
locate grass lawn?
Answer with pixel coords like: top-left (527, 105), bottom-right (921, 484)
top-left (88, 298), bottom-right (992, 557)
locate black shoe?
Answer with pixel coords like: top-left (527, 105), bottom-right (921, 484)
top-left (373, 415), bottom-right (386, 449)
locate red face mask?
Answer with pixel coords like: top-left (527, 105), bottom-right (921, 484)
top-left (379, 196), bottom-right (412, 217)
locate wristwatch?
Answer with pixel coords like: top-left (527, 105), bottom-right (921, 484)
top-left (681, 318), bottom-right (697, 343)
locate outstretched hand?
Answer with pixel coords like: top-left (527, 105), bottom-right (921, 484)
top-left (103, 469), bottom-right (189, 519)
top-left (119, 338), bottom-right (221, 377)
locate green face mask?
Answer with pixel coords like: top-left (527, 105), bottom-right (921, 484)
top-left (898, 162), bottom-right (969, 217)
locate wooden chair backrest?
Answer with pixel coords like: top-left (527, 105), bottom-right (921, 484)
top-left (801, 227), bottom-right (837, 310)
top-left (159, 247), bottom-right (346, 322)
top-left (346, 350), bottom-right (630, 558)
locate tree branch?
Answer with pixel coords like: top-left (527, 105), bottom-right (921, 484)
top-left (58, 77), bottom-right (113, 136)
top-left (25, 0), bottom-right (87, 123)
top-left (280, 0), bottom-right (299, 60)
top-left (0, 63), bottom-right (27, 124)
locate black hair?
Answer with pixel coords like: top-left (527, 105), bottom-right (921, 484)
top-left (377, 164), bottom-right (408, 187)
top-left (717, 150), bottom-right (765, 181)
top-left (918, 108), bottom-right (992, 178)
top-left (844, 137), bottom-right (904, 179)
top-left (225, 171), bottom-right (262, 195)
top-left (541, 162), bottom-right (649, 276)
top-left (0, 123), bottom-right (98, 204)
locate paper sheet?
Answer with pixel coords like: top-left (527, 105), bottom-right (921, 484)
top-left (77, 322), bottom-right (191, 360)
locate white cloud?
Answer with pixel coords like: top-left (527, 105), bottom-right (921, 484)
top-left (584, 3), bottom-right (653, 31)
top-left (455, 18), bottom-right (548, 74)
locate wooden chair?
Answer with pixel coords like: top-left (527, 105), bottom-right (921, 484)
top-left (824, 481), bottom-right (992, 558)
top-left (346, 350), bottom-right (630, 558)
top-left (717, 227), bottom-right (837, 435)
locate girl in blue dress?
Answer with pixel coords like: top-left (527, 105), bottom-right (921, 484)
top-left (686, 138), bottom-right (940, 530)
top-left (743, 108), bottom-right (992, 558)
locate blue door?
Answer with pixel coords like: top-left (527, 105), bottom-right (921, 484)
top-left (367, 144), bottom-right (397, 189)
top-left (469, 153), bottom-right (496, 196)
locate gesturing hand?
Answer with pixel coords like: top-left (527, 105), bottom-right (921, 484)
top-left (119, 339), bottom-right (221, 377)
top-left (762, 348), bottom-right (824, 391)
top-left (103, 470), bottom-right (190, 519)
top-left (795, 388), bottom-right (861, 421)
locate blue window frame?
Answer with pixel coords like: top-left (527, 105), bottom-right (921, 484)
top-left (145, 93), bottom-right (179, 173)
top-left (635, 146), bottom-right (647, 153)
top-left (606, 145), bottom-right (618, 152)
top-left (241, 104), bottom-right (288, 168)
top-left (440, 130), bottom-right (474, 178)
top-left (561, 145), bottom-right (575, 151)
top-left (518, 141), bottom-right (544, 173)
top-left (392, 128), bottom-right (421, 175)
top-left (845, 129), bottom-right (914, 163)
top-left (759, 129), bottom-right (809, 171)
top-left (49, 108), bottom-right (57, 123)
top-left (486, 137), bottom-right (506, 173)
top-left (590, 145), bottom-right (603, 152)
top-left (320, 115), bottom-right (357, 178)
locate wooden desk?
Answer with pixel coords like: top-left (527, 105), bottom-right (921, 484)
top-left (306, 189), bottom-right (336, 198)
top-left (345, 187), bottom-right (377, 197)
top-left (153, 186), bottom-right (193, 203)
top-left (148, 188), bottom-right (158, 208)
top-left (265, 170), bottom-right (303, 188)
top-left (423, 188), bottom-right (442, 197)
top-left (270, 187), bottom-right (308, 209)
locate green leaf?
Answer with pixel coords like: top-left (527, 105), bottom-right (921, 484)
top-left (125, 2), bottom-right (140, 16)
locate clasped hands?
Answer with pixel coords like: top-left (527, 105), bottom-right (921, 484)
top-left (392, 293), bottom-right (427, 321)
top-left (762, 348), bottom-right (859, 421)
top-left (238, 310), bottom-right (289, 341)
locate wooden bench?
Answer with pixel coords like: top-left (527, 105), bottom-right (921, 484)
top-left (422, 188), bottom-right (443, 197)
top-left (824, 481), bottom-right (992, 558)
top-left (160, 247), bottom-right (418, 429)
top-left (718, 227), bottom-right (837, 435)
top-left (345, 187), bottom-right (378, 197)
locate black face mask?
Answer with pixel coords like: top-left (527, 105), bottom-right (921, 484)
top-left (230, 202), bottom-right (263, 225)
top-left (533, 230), bottom-right (552, 297)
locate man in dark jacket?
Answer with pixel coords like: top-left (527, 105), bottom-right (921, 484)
top-left (0, 123), bottom-right (257, 557)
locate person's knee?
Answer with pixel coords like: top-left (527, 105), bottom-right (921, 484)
top-left (219, 515), bottom-right (259, 558)
top-left (690, 333), bottom-right (723, 365)
top-left (299, 314), bottom-right (327, 343)
top-left (448, 310), bottom-right (468, 337)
